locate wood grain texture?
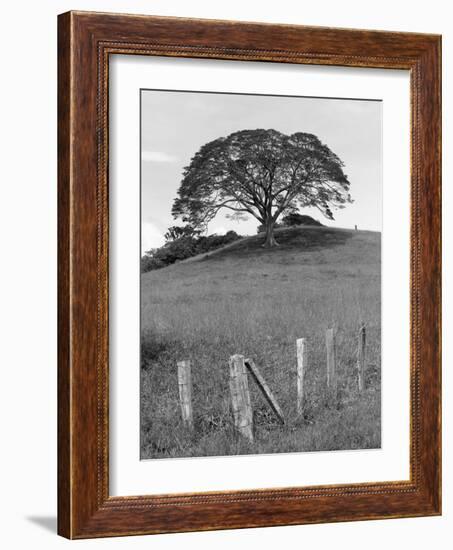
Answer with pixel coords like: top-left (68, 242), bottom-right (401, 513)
top-left (245, 358), bottom-right (285, 424)
top-left (229, 355), bottom-right (254, 442)
top-left (57, 10), bottom-right (441, 539)
top-left (357, 326), bottom-right (366, 392)
top-left (57, 11), bottom-right (71, 537)
top-left (296, 338), bottom-right (307, 415)
top-left (326, 329), bottom-right (337, 392)
top-left (177, 360), bottom-right (194, 430)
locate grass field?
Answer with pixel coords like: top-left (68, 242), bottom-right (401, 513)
top-left (140, 225), bottom-right (381, 459)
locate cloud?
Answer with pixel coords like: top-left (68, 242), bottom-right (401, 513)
top-left (142, 150), bottom-right (178, 163)
top-left (142, 222), bottom-right (164, 254)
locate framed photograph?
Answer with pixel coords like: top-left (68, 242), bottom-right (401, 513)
top-left (58, 11), bottom-right (441, 539)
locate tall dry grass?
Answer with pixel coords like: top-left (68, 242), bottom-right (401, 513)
top-left (140, 226), bottom-right (381, 459)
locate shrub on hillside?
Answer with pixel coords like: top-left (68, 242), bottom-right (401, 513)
top-left (141, 253), bottom-right (164, 272)
top-left (256, 223), bottom-right (282, 234)
top-left (281, 213), bottom-right (323, 227)
top-left (141, 230), bottom-right (242, 273)
top-left (256, 214), bottom-right (323, 235)
top-left (196, 231), bottom-right (240, 253)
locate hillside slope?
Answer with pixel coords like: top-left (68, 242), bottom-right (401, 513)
top-left (141, 226), bottom-right (381, 459)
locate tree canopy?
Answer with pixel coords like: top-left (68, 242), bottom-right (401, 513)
top-left (172, 129), bottom-right (352, 247)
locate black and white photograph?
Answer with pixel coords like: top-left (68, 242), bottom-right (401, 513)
top-left (140, 89), bottom-right (382, 460)
top-left (0, 0), bottom-right (446, 545)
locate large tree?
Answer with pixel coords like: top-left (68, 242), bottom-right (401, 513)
top-left (172, 129), bottom-right (352, 247)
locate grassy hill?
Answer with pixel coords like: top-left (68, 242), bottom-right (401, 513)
top-left (141, 226), bottom-right (381, 459)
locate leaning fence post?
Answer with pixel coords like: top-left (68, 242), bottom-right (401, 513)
top-left (296, 338), bottom-right (307, 415)
top-left (326, 328), bottom-right (337, 404)
top-left (177, 360), bottom-right (193, 430)
top-left (245, 358), bottom-right (285, 424)
top-left (357, 325), bottom-right (366, 392)
top-left (229, 354), bottom-right (254, 442)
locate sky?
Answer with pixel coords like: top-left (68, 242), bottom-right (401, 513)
top-left (141, 89), bottom-right (382, 253)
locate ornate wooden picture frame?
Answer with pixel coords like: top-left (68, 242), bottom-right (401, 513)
top-left (58, 11), bottom-right (441, 539)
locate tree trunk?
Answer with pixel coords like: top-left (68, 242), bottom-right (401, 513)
top-left (263, 219), bottom-right (278, 248)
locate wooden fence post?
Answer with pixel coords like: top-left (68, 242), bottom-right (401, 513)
top-left (177, 360), bottom-right (193, 430)
top-left (296, 338), bottom-right (307, 415)
top-left (229, 354), bottom-right (254, 442)
top-left (357, 325), bottom-right (366, 392)
top-left (245, 358), bottom-right (285, 424)
top-left (326, 328), bottom-right (337, 404)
